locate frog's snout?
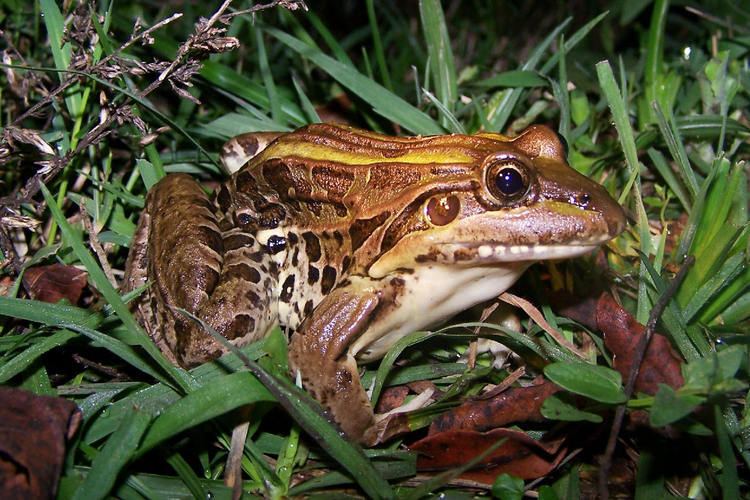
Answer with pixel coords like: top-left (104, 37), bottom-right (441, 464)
top-left (588, 184), bottom-right (627, 238)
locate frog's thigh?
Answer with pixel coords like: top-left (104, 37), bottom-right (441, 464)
top-left (143, 174), bottom-right (272, 367)
top-left (288, 287), bottom-right (380, 442)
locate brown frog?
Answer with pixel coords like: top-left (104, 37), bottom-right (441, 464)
top-left (124, 123), bottom-right (625, 444)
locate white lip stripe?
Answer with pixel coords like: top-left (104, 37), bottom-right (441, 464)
top-left (446, 243), bottom-right (603, 263)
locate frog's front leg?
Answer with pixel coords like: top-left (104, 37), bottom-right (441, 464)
top-left (125, 174), bottom-right (277, 367)
top-left (288, 284), bottom-right (382, 444)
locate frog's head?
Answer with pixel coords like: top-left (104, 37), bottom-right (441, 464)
top-left (367, 125), bottom-right (626, 278)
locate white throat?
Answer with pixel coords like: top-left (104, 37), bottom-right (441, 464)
top-left (351, 263), bottom-right (531, 361)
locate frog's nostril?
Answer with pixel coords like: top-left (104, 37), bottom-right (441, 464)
top-left (568, 192), bottom-right (591, 208)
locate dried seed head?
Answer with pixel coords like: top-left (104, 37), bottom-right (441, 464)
top-left (4, 127), bottom-right (55, 156)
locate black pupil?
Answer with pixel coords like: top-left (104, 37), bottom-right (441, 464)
top-left (495, 168), bottom-right (525, 196)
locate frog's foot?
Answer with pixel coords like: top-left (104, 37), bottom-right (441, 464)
top-left (288, 287), bottom-right (380, 444)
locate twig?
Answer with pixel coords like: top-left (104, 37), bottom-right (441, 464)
top-left (499, 292), bottom-right (588, 359)
top-left (224, 0), bottom-right (308, 21)
top-left (80, 206), bottom-right (118, 287)
top-left (8, 13), bottom-right (184, 128)
top-left (597, 256), bottom-right (695, 500)
top-left (468, 301), bottom-right (499, 368)
top-left (0, 224), bottom-right (21, 273)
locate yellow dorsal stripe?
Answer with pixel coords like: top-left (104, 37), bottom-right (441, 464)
top-left (264, 142), bottom-right (476, 166)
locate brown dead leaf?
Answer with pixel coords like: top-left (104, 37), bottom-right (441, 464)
top-left (429, 380), bottom-right (560, 434)
top-left (375, 386), bottom-right (409, 413)
top-left (548, 290), bottom-right (600, 331)
top-left (597, 293), bottom-right (684, 394)
top-left (0, 387), bottom-right (81, 499)
top-left (23, 264), bottom-right (87, 304)
top-left (411, 428), bottom-right (567, 483)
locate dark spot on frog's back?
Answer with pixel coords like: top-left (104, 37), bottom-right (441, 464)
top-left (258, 203), bottom-right (286, 229)
top-left (335, 367), bottom-right (353, 389)
top-left (311, 165), bottom-right (355, 198)
top-left (302, 232), bottom-right (321, 262)
top-left (349, 211), bottom-right (390, 252)
top-left (224, 233), bottom-right (254, 251)
top-left (227, 263), bottom-right (262, 284)
top-left (321, 266), bottom-right (337, 294)
top-left (262, 158), bottom-right (313, 198)
top-left (224, 314), bottom-right (256, 340)
top-left (334, 204), bottom-right (349, 218)
top-left (195, 225), bottom-right (223, 253)
top-left (291, 247), bottom-right (299, 266)
top-left (306, 201), bottom-right (323, 216)
top-left (235, 170), bottom-right (258, 193)
top-left (248, 251), bottom-right (266, 263)
top-left (235, 211), bottom-right (256, 229)
top-left (308, 265), bottom-right (319, 285)
top-left (341, 255), bottom-right (352, 272)
top-left (333, 230), bottom-right (344, 246)
top-left (266, 235), bottom-right (287, 254)
top-left (280, 274), bottom-right (295, 303)
top-left (214, 184), bottom-right (232, 212)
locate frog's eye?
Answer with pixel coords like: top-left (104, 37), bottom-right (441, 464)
top-left (486, 160), bottom-right (530, 202)
top-left (495, 167), bottom-right (525, 196)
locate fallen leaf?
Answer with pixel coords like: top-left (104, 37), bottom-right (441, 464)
top-left (596, 293), bottom-right (684, 394)
top-left (374, 386), bottom-right (409, 413)
top-left (411, 428), bottom-right (567, 482)
top-left (429, 380), bottom-right (560, 434)
top-left (23, 264), bottom-right (87, 305)
top-left (0, 387), bottom-right (81, 499)
top-left (548, 291), bottom-right (599, 331)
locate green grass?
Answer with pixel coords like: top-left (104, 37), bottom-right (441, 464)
top-left (1, 0), bottom-right (749, 497)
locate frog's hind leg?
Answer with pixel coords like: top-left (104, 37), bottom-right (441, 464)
top-left (135, 174), bottom-right (276, 367)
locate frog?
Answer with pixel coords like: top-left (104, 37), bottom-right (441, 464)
top-left (123, 123), bottom-right (626, 445)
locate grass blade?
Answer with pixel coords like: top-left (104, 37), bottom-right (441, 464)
top-left (419, 0), bottom-right (457, 122)
top-left (255, 29), bottom-right (282, 124)
top-left (488, 18), bottom-right (571, 131)
top-left (366, 0), bottom-right (393, 91)
top-left (180, 310), bottom-right (395, 498)
top-left (268, 28), bottom-right (443, 135)
top-left (652, 101), bottom-right (699, 200)
top-left (683, 252), bottom-right (746, 322)
top-left (61, 323), bottom-right (167, 382)
top-left (643, 0), bottom-right (669, 125)
top-left (292, 75), bottom-right (321, 123)
top-left (0, 330), bottom-right (77, 383)
top-left (647, 148), bottom-right (691, 211)
top-left (715, 405), bottom-right (740, 498)
top-left (371, 330), bottom-right (436, 407)
top-left (596, 60), bottom-right (652, 322)
top-left (0, 296), bottom-right (101, 328)
top-left (136, 371), bottom-right (273, 456)
top-left (71, 407), bottom-right (152, 500)
top-left (40, 0), bottom-right (82, 116)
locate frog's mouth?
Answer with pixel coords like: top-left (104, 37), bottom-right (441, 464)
top-left (437, 237), bottom-right (612, 264)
